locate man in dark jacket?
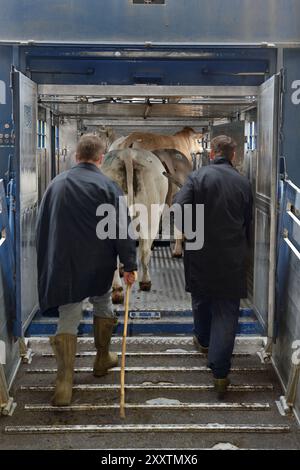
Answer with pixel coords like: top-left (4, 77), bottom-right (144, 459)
top-left (174, 135), bottom-right (253, 399)
top-left (36, 134), bottom-right (137, 406)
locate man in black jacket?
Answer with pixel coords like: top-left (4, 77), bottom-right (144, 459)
top-left (174, 135), bottom-right (253, 398)
top-left (36, 134), bottom-right (137, 406)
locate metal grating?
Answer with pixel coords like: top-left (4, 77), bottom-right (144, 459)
top-left (116, 245), bottom-right (190, 311)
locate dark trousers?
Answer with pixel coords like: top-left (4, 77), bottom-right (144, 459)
top-left (191, 294), bottom-right (240, 379)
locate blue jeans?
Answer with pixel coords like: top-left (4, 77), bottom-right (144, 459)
top-left (192, 294), bottom-right (240, 379)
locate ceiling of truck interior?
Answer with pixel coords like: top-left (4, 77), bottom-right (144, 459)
top-left (40, 96), bottom-right (257, 126)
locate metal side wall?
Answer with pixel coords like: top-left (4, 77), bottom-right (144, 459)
top-left (274, 180), bottom-right (300, 422)
top-left (13, 71), bottom-right (39, 337)
top-left (0, 0), bottom-right (300, 44)
top-left (253, 75), bottom-right (279, 333)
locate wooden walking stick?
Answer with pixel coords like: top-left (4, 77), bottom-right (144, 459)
top-left (120, 273), bottom-right (137, 419)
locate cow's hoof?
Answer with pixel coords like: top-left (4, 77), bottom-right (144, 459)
top-left (112, 287), bottom-right (124, 304)
top-left (139, 281), bottom-right (152, 292)
top-left (119, 266), bottom-right (125, 278)
top-left (172, 252), bottom-right (183, 258)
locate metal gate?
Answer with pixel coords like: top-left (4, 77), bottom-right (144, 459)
top-left (253, 74), bottom-right (280, 337)
top-left (13, 70), bottom-right (39, 337)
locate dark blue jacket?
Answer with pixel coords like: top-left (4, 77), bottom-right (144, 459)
top-left (174, 157), bottom-right (253, 299)
top-left (36, 162), bottom-right (137, 311)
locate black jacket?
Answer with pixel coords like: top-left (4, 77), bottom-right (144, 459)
top-left (36, 162), bottom-right (137, 312)
top-left (174, 157), bottom-right (253, 299)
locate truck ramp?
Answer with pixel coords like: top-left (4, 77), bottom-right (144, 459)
top-left (1, 336), bottom-right (300, 450)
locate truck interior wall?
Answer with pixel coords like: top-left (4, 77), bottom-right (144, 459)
top-left (37, 107), bottom-right (52, 201)
top-left (57, 118), bottom-right (78, 173)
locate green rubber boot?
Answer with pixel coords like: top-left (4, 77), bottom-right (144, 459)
top-left (93, 317), bottom-right (118, 377)
top-left (214, 378), bottom-right (231, 400)
top-left (49, 334), bottom-right (77, 406)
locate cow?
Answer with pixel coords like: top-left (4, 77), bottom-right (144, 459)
top-left (152, 149), bottom-right (192, 206)
top-left (150, 149), bottom-right (193, 257)
top-left (101, 148), bottom-right (168, 302)
top-left (108, 135), bottom-right (126, 152)
top-left (118, 127), bottom-right (203, 163)
top-left (114, 128), bottom-right (201, 257)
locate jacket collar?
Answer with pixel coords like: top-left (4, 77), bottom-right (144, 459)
top-left (213, 156), bottom-right (233, 167)
top-left (75, 162), bottom-right (102, 173)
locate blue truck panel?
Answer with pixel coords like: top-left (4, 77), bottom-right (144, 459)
top-left (0, 46), bottom-right (14, 181)
top-left (282, 49), bottom-right (300, 188)
top-left (23, 46), bottom-right (276, 87)
top-left (274, 180), bottom-right (300, 424)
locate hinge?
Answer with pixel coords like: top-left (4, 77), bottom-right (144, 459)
top-left (280, 68), bottom-right (286, 94)
top-left (10, 67), bottom-right (15, 91)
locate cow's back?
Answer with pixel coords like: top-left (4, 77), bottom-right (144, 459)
top-left (120, 132), bottom-right (190, 160)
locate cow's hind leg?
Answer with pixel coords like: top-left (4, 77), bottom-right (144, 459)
top-left (172, 227), bottom-right (183, 258)
top-left (119, 263), bottom-right (125, 278)
top-left (139, 239), bottom-right (152, 291)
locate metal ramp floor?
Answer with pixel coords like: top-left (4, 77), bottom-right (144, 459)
top-left (1, 336), bottom-right (300, 450)
top-left (26, 246), bottom-right (261, 337)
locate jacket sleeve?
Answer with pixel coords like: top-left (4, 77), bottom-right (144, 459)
top-left (172, 175), bottom-right (195, 233)
top-left (113, 184), bottom-right (138, 272)
top-left (173, 175), bottom-right (195, 206)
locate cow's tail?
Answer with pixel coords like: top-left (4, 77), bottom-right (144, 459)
top-left (121, 149), bottom-right (135, 217)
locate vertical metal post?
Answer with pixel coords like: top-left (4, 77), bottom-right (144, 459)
top-left (285, 363), bottom-right (300, 408)
top-left (265, 67), bottom-right (282, 355)
top-left (51, 114), bottom-right (57, 180)
top-left (0, 365), bottom-right (16, 416)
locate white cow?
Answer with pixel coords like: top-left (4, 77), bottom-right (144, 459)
top-left (101, 148), bottom-right (168, 302)
top-left (111, 129), bottom-right (201, 257)
top-left (108, 136), bottom-right (127, 152)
